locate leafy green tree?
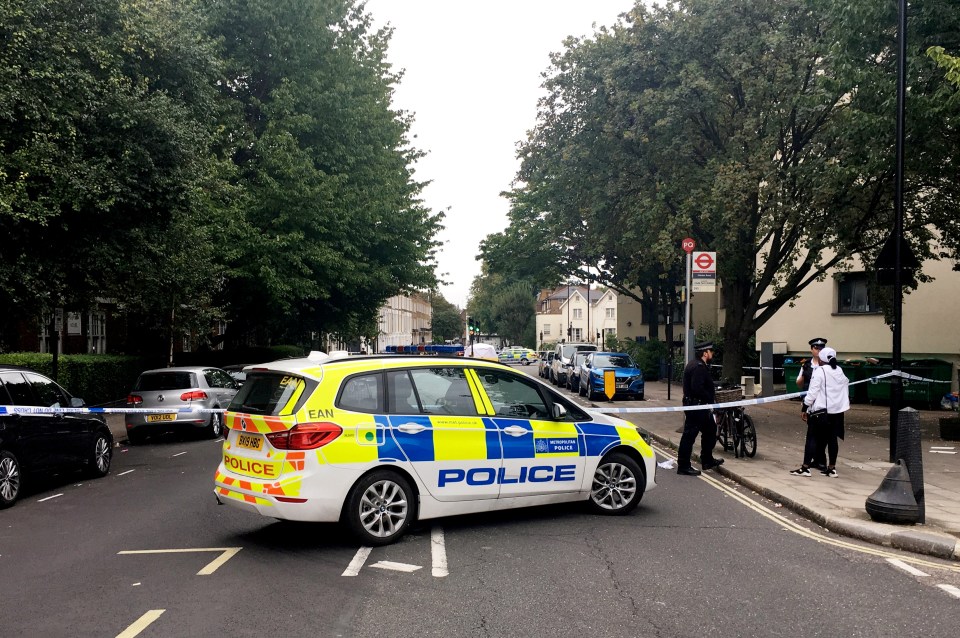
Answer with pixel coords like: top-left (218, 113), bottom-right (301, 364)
top-left (509, 0), bottom-right (960, 380)
top-left (205, 0), bottom-right (443, 345)
top-left (0, 0), bottom-right (231, 355)
top-left (429, 294), bottom-right (462, 343)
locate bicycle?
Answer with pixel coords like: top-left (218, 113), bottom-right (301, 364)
top-left (713, 387), bottom-right (757, 459)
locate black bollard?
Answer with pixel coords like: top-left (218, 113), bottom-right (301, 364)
top-left (894, 407), bottom-right (924, 524)
top-left (865, 459), bottom-right (919, 524)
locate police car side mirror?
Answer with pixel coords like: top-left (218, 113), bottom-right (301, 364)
top-left (553, 404), bottom-right (567, 419)
top-left (70, 397), bottom-right (85, 408)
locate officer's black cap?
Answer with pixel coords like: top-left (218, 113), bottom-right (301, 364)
top-left (808, 337), bottom-right (828, 348)
top-left (694, 341), bottom-right (714, 352)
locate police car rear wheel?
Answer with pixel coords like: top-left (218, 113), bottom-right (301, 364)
top-left (589, 453), bottom-right (643, 515)
top-left (346, 471), bottom-right (415, 546)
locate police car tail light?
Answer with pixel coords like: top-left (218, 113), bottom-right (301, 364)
top-left (180, 390), bottom-right (208, 401)
top-left (266, 422), bottom-right (342, 450)
top-left (127, 394), bottom-right (143, 406)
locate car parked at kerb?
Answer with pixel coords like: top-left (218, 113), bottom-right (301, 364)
top-left (125, 366), bottom-right (238, 444)
top-left (0, 365), bottom-right (113, 508)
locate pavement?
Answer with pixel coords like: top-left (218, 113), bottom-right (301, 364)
top-left (610, 380), bottom-right (960, 561)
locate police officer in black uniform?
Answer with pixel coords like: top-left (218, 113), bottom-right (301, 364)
top-left (677, 342), bottom-right (724, 475)
top-left (798, 337), bottom-right (828, 471)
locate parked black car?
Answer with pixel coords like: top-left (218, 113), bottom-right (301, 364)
top-left (0, 365), bottom-right (113, 509)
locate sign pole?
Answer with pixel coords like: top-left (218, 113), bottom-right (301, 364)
top-left (681, 238), bottom-right (695, 364)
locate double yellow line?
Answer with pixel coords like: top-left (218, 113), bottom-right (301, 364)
top-left (654, 445), bottom-right (960, 574)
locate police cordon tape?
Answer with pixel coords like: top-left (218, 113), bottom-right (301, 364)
top-left (0, 370), bottom-right (949, 417)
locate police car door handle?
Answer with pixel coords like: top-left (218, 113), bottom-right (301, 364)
top-left (396, 423), bottom-right (428, 434)
top-left (503, 425), bottom-right (528, 437)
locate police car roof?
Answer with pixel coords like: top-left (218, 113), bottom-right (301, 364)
top-left (243, 354), bottom-right (512, 377)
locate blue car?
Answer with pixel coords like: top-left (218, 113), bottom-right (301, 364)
top-left (578, 352), bottom-right (645, 401)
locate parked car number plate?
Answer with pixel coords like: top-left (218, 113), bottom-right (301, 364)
top-left (146, 414), bottom-right (176, 422)
top-left (237, 434), bottom-right (263, 451)
top-left (616, 383), bottom-right (628, 390)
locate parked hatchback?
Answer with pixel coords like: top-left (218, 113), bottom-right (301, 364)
top-left (0, 365), bottom-right (113, 508)
top-left (125, 367), bottom-right (238, 444)
top-left (579, 352), bottom-right (645, 401)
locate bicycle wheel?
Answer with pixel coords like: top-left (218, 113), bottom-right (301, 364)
top-left (715, 411), bottom-right (731, 452)
top-left (741, 413), bottom-right (757, 457)
top-left (731, 410), bottom-right (743, 458)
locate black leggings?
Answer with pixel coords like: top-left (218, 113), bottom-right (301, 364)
top-left (804, 413), bottom-right (842, 467)
top-left (824, 413), bottom-right (844, 466)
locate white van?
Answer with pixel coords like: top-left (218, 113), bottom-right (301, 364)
top-left (550, 343), bottom-right (598, 386)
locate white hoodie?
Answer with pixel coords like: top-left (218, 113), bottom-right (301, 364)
top-left (803, 364), bottom-right (850, 414)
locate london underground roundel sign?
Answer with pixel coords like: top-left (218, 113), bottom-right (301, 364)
top-left (694, 252), bottom-right (715, 270)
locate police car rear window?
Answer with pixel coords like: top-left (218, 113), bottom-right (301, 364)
top-left (230, 373), bottom-right (310, 416)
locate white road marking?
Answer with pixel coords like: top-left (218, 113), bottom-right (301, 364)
top-left (887, 558), bottom-right (929, 577)
top-left (371, 560), bottom-right (422, 573)
top-left (930, 451), bottom-right (957, 454)
top-left (931, 446), bottom-right (955, 450)
top-left (937, 584), bottom-right (960, 600)
top-left (38, 494), bottom-right (63, 502)
top-left (132, 583), bottom-right (141, 587)
top-left (118, 470), bottom-right (135, 476)
top-left (117, 547), bottom-right (242, 575)
top-left (342, 546), bottom-right (373, 576)
top-left (172, 452), bottom-right (187, 457)
top-left (115, 609), bottom-right (165, 638)
top-left (431, 526), bottom-right (449, 577)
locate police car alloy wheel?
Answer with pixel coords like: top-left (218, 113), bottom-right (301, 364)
top-left (588, 453), bottom-right (643, 515)
top-left (345, 470), bottom-right (416, 546)
top-left (88, 433), bottom-right (112, 478)
top-left (0, 451), bottom-right (21, 509)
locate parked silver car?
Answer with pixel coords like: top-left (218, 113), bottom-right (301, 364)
top-left (125, 367), bottom-right (238, 444)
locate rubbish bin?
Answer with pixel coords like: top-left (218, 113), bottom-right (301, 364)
top-left (843, 360), bottom-right (869, 404)
top-left (783, 360), bottom-right (802, 394)
top-left (866, 360), bottom-right (895, 404)
top-left (901, 359), bottom-right (953, 408)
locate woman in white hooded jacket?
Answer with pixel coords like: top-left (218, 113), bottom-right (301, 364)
top-left (791, 347), bottom-right (850, 477)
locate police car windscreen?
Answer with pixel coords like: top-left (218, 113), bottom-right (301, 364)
top-left (230, 373), bottom-right (302, 415)
top-left (135, 372), bottom-right (196, 391)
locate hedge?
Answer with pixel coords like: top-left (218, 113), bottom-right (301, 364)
top-left (0, 345), bottom-right (305, 406)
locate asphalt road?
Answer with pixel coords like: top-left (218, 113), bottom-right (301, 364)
top-left (1, 365), bottom-right (959, 637)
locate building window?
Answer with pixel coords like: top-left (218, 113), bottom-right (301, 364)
top-left (543, 324), bottom-right (551, 335)
top-left (837, 273), bottom-right (877, 314)
top-left (573, 308), bottom-right (583, 319)
top-left (605, 308), bottom-right (615, 319)
top-left (641, 305), bottom-right (685, 325)
top-left (573, 328), bottom-right (582, 341)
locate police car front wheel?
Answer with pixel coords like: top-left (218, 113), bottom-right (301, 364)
top-left (345, 470), bottom-right (416, 546)
top-left (588, 453), bottom-right (643, 515)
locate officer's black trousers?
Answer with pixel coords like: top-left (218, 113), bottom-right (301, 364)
top-left (678, 408), bottom-right (717, 468)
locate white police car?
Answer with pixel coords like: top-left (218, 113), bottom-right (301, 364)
top-left (214, 353), bottom-right (656, 545)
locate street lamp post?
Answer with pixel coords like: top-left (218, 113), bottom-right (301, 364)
top-left (889, 0), bottom-right (907, 462)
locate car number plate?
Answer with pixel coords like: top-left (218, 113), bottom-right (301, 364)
top-left (237, 434), bottom-right (263, 451)
top-left (616, 383), bottom-right (628, 389)
top-left (146, 414), bottom-right (176, 422)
